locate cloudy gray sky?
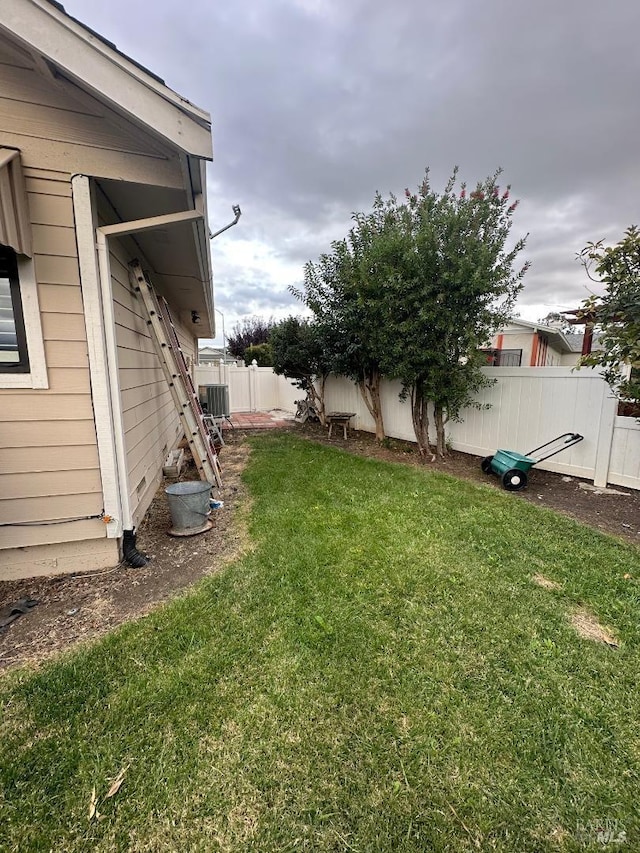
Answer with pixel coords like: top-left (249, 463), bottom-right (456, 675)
top-left (64, 0), bottom-right (640, 345)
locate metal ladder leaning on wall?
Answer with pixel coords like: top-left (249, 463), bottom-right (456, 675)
top-left (128, 260), bottom-right (223, 490)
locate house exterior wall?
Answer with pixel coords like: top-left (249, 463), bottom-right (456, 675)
top-left (491, 327), bottom-right (567, 366)
top-left (0, 162), bottom-right (115, 578)
top-left (0, 33), bottom-right (183, 189)
top-left (0, 32), bottom-right (187, 578)
top-left (560, 351), bottom-right (581, 367)
top-left (108, 235), bottom-right (196, 528)
top-left (491, 330), bottom-right (534, 365)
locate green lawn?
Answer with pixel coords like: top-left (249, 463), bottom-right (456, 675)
top-left (1, 433), bottom-right (639, 852)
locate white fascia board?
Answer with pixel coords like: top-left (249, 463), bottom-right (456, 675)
top-left (193, 160), bottom-right (214, 329)
top-left (1, 0), bottom-right (212, 159)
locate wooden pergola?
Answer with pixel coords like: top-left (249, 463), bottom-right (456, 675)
top-left (562, 309), bottom-right (599, 355)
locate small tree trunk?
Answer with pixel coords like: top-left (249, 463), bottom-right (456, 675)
top-left (308, 376), bottom-right (327, 427)
top-left (434, 403), bottom-right (447, 459)
top-left (410, 385), bottom-right (433, 461)
top-left (357, 369), bottom-right (385, 442)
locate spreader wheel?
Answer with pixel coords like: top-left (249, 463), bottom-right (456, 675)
top-left (502, 468), bottom-right (528, 491)
top-left (481, 455), bottom-right (494, 474)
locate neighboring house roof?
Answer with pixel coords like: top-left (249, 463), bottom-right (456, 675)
top-left (563, 332), bottom-right (585, 353)
top-left (198, 347), bottom-right (237, 363)
top-left (501, 319), bottom-right (576, 354)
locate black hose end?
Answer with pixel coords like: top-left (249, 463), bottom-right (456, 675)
top-left (123, 529), bottom-right (148, 568)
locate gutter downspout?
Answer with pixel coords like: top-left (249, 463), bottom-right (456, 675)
top-left (94, 208), bottom-right (205, 554)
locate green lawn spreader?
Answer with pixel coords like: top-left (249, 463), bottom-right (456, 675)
top-left (481, 432), bottom-right (584, 491)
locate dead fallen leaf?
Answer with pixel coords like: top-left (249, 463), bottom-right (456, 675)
top-left (88, 786), bottom-right (98, 821)
top-left (105, 764), bottom-right (130, 799)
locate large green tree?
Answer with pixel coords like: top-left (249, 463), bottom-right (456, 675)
top-left (295, 198), bottom-right (401, 442)
top-left (295, 167), bottom-right (528, 457)
top-left (577, 225), bottom-right (640, 410)
top-left (270, 316), bottom-right (333, 425)
top-left (381, 168), bottom-right (529, 458)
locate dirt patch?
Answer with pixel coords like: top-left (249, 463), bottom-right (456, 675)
top-left (532, 574), bottom-right (562, 591)
top-left (570, 608), bottom-right (620, 648)
top-left (0, 436), bottom-right (253, 675)
top-left (296, 422), bottom-right (640, 547)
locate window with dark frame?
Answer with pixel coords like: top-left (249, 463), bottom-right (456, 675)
top-left (0, 244), bottom-right (30, 373)
top-left (480, 348), bottom-right (523, 367)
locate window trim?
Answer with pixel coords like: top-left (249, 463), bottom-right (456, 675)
top-left (0, 252), bottom-right (48, 389)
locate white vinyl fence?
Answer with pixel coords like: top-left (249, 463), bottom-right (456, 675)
top-left (323, 367), bottom-right (640, 491)
top-left (196, 362), bottom-right (300, 414)
top-left (195, 362), bottom-right (639, 490)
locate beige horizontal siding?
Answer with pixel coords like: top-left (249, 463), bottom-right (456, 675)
top-left (120, 380), bottom-right (171, 413)
top-left (2, 419), bottom-right (97, 447)
top-left (0, 50), bottom-right (170, 158)
top-left (116, 346), bottom-right (161, 370)
top-left (1, 393), bottom-right (95, 420)
top-left (109, 235), bottom-right (184, 526)
top-left (41, 311), bottom-right (88, 341)
top-left (33, 252), bottom-right (81, 286)
top-left (0, 35), bottom-right (183, 189)
top-left (37, 283), bottom-right (84, 314)
top-left (125, 398), bottom-right (176, 451)
top-left (44, 340), bottom-right (90, 368)
top-left (175, 325), bottom-right (196, 360)
top-left (0, 493), bottom-right (103, 525)
top-left (112, 324), bottom-right (156, 355)
top-left (44, 367), bottom-right (92, 394)
top-left (121, 393), bottom-right (174, 434)
top-left (31, 223), bottom-right (78, 257)
top-left (118, 367), bottom-right (166, 392)
top-left (23, 175), bottom-right (72, 196)
top-left (0, 537), bottom-right (119, 580)
top-left (0, 31), bottom-right (198, 572)
top-left (0, 444), bottom-right (99, 474)
top-left (0, 520), bottom-right (110, 557)
top-left (28, 192), bottom-right (74, 228)
top-left (2, 469), bottom-right (101, 500)
top-left (0, 164), bottom-right (103, 556)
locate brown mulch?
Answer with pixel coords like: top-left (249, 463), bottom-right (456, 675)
top-left (0, 438), bottom-right (252, 675)
top-left (1, 423), bottom-right (638, 675)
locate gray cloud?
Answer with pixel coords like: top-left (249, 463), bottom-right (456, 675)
top-left (67, 0), bottom-right (640, 331)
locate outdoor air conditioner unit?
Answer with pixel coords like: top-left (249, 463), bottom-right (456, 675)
top-left (199, 384), bottom-right (230, 418)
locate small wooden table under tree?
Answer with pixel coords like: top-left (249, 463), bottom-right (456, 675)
top-left (326, 412), bottom-right (356, 440)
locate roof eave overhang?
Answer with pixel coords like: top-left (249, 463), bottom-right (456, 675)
top-left (0, 0), bottom-right (212, 159)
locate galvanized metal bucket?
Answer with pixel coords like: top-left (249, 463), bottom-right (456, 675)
top-left (165, 481), bottom-right (213, 537)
